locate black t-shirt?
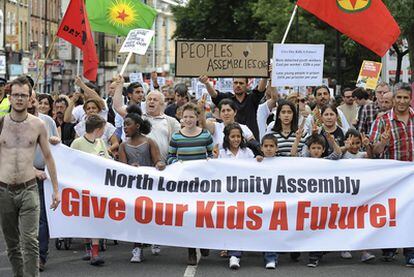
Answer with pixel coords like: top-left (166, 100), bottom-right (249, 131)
top-left (106, 97), bottom-right (115, 125)
top-left (320, 127), bottom-right (345, 157)
top-left (212, 88), bottom-right (264, 139)
top-left (57, 121), bottom-right (76, 147)
top-left (164, 103), bottom-right (179, 120)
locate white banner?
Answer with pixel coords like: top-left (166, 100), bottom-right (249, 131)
top-left (46, 145), bottom-right (414, 252)
top-left (272, 44), bottom-right (324, 87)
top-left (120, 29), bottom-right (155, 55)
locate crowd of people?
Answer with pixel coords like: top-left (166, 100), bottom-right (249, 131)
top-left (0, 72), bottom-right (413, 276)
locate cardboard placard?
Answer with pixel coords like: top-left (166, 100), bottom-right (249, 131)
top-left (175, 40), bottom-right (270, 77)
top-left (272, 44), bottom-right (325, 87)
top-left (120, 29), bottom-right (155, 55)
top-left (356, 61), bottom-right (382, 90)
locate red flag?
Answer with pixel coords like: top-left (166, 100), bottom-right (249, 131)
top-left (57, 0), bottom-right (98, 81)
top-left (297, 0), bottom-right (400, 56)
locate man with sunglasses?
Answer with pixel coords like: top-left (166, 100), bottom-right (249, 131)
top-left (0, 76), bottom-right (60, 276)
top-left (338, 88), bottom-right (358, 127)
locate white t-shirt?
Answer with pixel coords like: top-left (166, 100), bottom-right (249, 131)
top-left (74, 121), bottom-right (116, 147)
top-left (143, 114), bottom-right (181, 162)
top-left (213, 122), bottom-right (254, 150)
top-left (72, 102), bottom-right (109, 124)
top-left (218, 148), bottom-right (254, 159)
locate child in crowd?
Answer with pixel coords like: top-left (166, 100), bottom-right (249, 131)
top-left (343, 128), bottom-right (372, 159)
top-left (291, 127), bottom-right (341, 268)
top-left (217, 123), bottom-right (257, 269)
top-left (118, 106), bottom-right (165, 263)
top-left (166, 103), bottom-right (214, 265)
top-left (340, 128), bottom-right (375, 262)
top-left (259, 134), bottom-right (280, 269)
top-left (218, 123), bottom-right (254, 159)
top-left (70, 115), bottom-right (109, 266)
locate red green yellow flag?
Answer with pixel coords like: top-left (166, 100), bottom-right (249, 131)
top-left (85, 0), bottom-right (157, 36)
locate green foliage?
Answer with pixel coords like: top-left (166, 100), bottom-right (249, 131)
top-left (384, 0), bottom-right (414, 80)
top-left (172, 0), bottom-right (264, 39)
top-left (172, 0), bottom-right (412, 83)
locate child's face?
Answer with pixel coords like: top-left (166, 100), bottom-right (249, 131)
top-left (261, 139), bottom-right (278, 157)
top-left (182, 110), bottom-right (198, 129)
top-left (124, 118), bottom-right (138, 137)
top-left (229, 129), bottom-right (242, 150)
top-left (279, 105), bottom-right (293, 126)
top-left (348, 136), bottom-right (362, 154)
top-left (309, 143), bottom-right (324, 158)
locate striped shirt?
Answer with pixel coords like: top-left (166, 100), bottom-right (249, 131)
top-left (167, 129), bottom-right (214, 164)
top-left (267, 131), bottom-right (306, 157)
top-left (370, 108), bottom-right (414, 161)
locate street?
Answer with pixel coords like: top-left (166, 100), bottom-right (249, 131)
top-left (1, 238), bottom-right (413, 277)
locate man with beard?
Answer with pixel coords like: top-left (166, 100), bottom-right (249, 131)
top-left (303, 85), bottom-right (350, 136)
top-left (54, 95), bottom-right (76, 146)
top-left (370, 83), bottom-right (414, 266)
top-left (0, 76), bottom-right (60, 276)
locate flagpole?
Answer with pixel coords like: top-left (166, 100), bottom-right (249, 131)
top-left (34, 34), bottom-right (58, 91)
top-left (76, 48), bottom-right (81, 76)
top-left (120, 52), bottom-right (133, 76)
top-left (281, 5), bottom-right (298, 44)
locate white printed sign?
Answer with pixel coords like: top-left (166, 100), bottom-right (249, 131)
top-left (129, 72), bottom-right (144, 84)
top-left (191, 78), bottom-right (208, 99)
top-left (120, 29), bottom-right (155, 55)
top-left (215, 78), bottom-right (233, 93)
top-left (272, 44), bottom-right (324, 87)
top-left (45, 145), bottom-right (414, 252)
top-left (150, 77), bottom-right (166, 91)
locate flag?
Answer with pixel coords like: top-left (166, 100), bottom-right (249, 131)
top-left (85, 0), bottom-right (157, 36)
top-left (57, 0), bottom-right (98, 81)
top-left (296, 0), bottom-right (400, 56)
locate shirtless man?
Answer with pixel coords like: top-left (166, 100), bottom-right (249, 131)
top-left (0, 76), bottom-right (60, 277)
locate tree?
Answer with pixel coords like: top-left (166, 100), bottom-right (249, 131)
top-left (172, 0), bottom-right (265, 40)
top-left (384, 0), bottom-right (414, 82)
top-left (172, 0), bottom-right (407, 86)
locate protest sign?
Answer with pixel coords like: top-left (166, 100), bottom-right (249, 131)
top-left (119, 29), bottom-right (154, 75)
top-left (272, 44), bottom-right (324, 87)
top-left (191, 78), bottom-right (208, 99)
top-left (120, 29), bottom-right (155, 55)
top-left (150, 77), bottom-right (166, 91)
top-left (175, 40), bottom-right (270, 77)
top-left (356, 60), bottom-right (382, 90)
top-left (129, 72), bottom-right (144, 84)
top-left (46, 145), bottom-right (414, 252)
top-left (215, 78), bottom-right (234, 93)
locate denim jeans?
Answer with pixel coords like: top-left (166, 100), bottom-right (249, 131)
top-left (263, 252), bottom-right (279, 264)
top-left (0, 182), bottom-right (40, 277)
top-left (228, 250), bottom-right (242, 258)
top-left (383, 248), bottom-right (414, 259)
top-left (37, 178), bottom-right (50, 263)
